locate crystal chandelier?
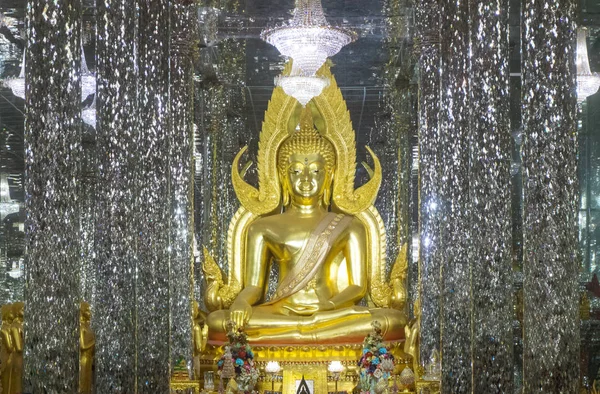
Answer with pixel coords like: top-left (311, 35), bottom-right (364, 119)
top-left (261, 0), bottom-right (355, 76)
top-left (82, 95), bottom-right (96, 129)
top-left (276, 63), bottom-right (330, 106)
top-left (3, 45), bottom-right (96, 101)
top-left (261, 0), bottom-right (355, 105)
top-left (576, 28), bottom-right (600, 103)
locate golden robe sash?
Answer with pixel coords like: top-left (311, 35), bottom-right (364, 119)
top-left (267, 213), bottom-right (352, 304)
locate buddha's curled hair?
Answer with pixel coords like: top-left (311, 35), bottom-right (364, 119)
top-left (277, 109), bottom-right (336, 173)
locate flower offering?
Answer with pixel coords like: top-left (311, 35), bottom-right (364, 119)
top-left (358, 321), bottom-right (395, 394)
top-left (217, 321), bottom-right (259, 393)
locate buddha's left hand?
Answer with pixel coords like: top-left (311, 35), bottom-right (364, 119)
top-left (283, 300), bottom-right (335, 316)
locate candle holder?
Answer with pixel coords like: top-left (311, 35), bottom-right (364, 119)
top-left (265, 361), bottom-right (282, 393)
top-left (328, 361), bottom-right (344, 394)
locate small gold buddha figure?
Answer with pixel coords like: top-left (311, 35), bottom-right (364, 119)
top-left (192, 301), bottom-right (207, 379)
top-left (79, 302), bottom-right (95, 394)
top-left (404, 298), bottom-right (421, 373)
top-left (0, 304), bottom-right (14, 394)
top-left (204, 73), bottom-right (407, 345)
top-left (9, 302), bottom-right (23, 394)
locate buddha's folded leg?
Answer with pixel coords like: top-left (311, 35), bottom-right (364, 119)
top-left (247, 307), bottom-right (407, 344)
top-left (207, 306), bottom-right (406, 344)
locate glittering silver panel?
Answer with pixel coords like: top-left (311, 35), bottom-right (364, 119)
top-left (370, 93), bottom-right (402, 277)
top-left (382, 1), bottom-right (418, 314)
top-left (23, 0), bottom-right (82, 391)
top-left (521, 0), bottom-right (579, 391)
top-left (194, 37), bottom-right (247, 301)
top-left (80, 131), bottom-right (96, 303)
top-left (170, 0), bottom-right (196, 378)
top-left (439, 0), bottom-right (471, 391)
top-left (94, 0), bottom-right (138, 390)
top-left (415, 0), bottom-right (442, 367)
top-left (468, 0), bottom-right (513, 391)
top-left (137, 0), bottom-right (171, 390)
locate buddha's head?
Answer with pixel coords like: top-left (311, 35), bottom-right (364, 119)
top-left (80, 302), bottom-right (91, 323)
top-left (13, 302), bottom-right (23, 323)
top-left (1, 304), bottom-right (13, 324)
top-left (277, 115), bottom-right (336, 207)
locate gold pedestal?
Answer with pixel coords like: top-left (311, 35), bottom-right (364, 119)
top-left (170, 379), bottom-right (200, 393)
top-left (415, 380), bottom-right (440, 394)
top-left (197, 341), bottom-right (411, 393)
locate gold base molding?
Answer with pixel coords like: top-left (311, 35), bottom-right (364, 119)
top-left (170, 379), bottom-right (200, 393)
top-left (201, 340), bottom-right (409, 364)
top-left (196, 340), bottom-right (413, 392)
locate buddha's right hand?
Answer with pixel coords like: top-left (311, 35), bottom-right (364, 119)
top-left (230, 299), bottom-right (252, 329)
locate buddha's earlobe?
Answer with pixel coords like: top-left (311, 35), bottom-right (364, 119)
top-left (281, 175), bottom-right (291, 207)
top-left (283, 188), bottom-right (290, 207)
top-left (323, 187), bottom-right (331, 207)
top-left (323, 169), bottom-right (334, 207)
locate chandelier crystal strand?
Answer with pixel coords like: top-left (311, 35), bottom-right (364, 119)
top-left (416, 0), bottom-right (443, 371)
top-left (94, 0), bottom-right (138, 389)
top-left (275, 63), bottom-right (330, 106)
top-left (522, 0), bottom-right (579, 391)
top-left (169, 0), bottom-right (196, 379)
top-left (3, 51), bottom-right (25, 99)
top-left (24, 0), bottom-right (82, 390)
top-left (576, 28), bottom-right (600, 102)
top-left (5, 43), bottom-right (96, 101)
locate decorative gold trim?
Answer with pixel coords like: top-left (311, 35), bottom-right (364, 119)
top-left (356, 206), bottom-right (408, 309)
top-left (170, 380), bottom-right (200, 393)
top-left (203, 207), bottom-right (255, 311)
top-left (269, 214), bottom-right (350, 302)
top-left (231, 62), bottom-right (299, 216)
top-left (199, 341), bottom-right (410, 366)
top-left (312, 66), bottom-right (382, 215)
top-left (282, 365), bottom-right (327, 394)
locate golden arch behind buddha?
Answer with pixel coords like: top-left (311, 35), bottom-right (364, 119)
top-left (203, 65), bottom-right (408, 346)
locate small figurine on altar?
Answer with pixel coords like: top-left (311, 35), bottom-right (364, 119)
top-left (403, 298), bottom-right (420, 375)
top-left (9, 303), bottom-right (22, 394)
top-left (0, 304), bottom-right (14, 394)
top-left (358, 321), bottom-right (395, 394)
top-left (193, 301), bottom-right (208, 379)
top-left (79, 302), bottom-right (95, 394)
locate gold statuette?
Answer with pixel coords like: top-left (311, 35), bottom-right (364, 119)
top-left (0, 304), bottom-right (14, 394)
top-left (79, 302), bottom-right (95, 394)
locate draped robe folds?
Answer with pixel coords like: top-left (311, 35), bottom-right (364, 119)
top-left (264, 213), bottom-right (352, 305)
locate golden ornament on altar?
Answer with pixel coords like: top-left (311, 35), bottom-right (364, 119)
top-left (0, 304), bottom-right (15, 394)
top-left (79, 302), bottom-right (95, 394)
top-left (202, 64), bottom-right (407, 346)
top-left (8, 303), bottom-right (22, 394)
top-left (404, 298), bottom-right (421, 374)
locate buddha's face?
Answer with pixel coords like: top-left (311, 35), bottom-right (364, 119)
top-left (13, 305), bottom-right (23, 323)
top-left (286, 153), bottom-right (330, 203)
top-left (81, 306), bottom-right (91, 323)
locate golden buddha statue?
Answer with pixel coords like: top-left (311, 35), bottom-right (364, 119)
top-left (0, 304), bottom-right (14, 394)
top-left (9, 302), bottom-right (23, 394)
top-left (404, 298), bottom-right (421, 374)
top-left (203, 65), bottom-right (407, 346)
top-left (192, 300), bottom-right (208, 379)
top-left (79, 302), bottom-right (95, 394)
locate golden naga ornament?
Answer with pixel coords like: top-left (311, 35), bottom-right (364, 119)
top-left (202, 63), bottom-right (407, 345)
